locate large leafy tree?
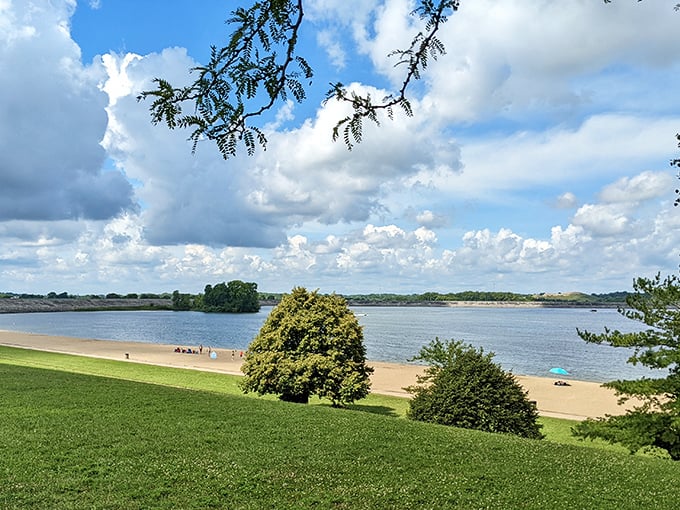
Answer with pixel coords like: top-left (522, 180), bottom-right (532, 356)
top-left (405, 338), bottom-right (544, 439)
top-left (575, 273), bottom-right (680, 459)
top-left (203, 280), bottom-right (260, 313)
top-left (240, 287), bottom-right (373, 406)
top-left (139, 1), bottom-right (460, 158)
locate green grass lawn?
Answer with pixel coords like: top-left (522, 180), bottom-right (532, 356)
top-left (1, 346), bottom-right (677, 509)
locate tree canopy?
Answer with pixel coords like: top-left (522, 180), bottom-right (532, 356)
top-left (405, 338), bottom-right (544, 439)
top-left (171, 280), bottom-right (260, 313)
top-left (240, 287), bottom-right (373, 406)
top-left (203, 280), bottom-right (260, 313)
top-left (575, 273), bottom-right (680, 459)
top-left (138, 1), bottom-right (459, 159)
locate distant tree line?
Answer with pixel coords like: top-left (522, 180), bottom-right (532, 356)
top-left (1, 289), bottom-right (629, 306)
top-left (0, 292), bottom-right (171, 299)
top-left (102, 292), bottom-right (170, 299)
top-left (342, 291), bottom-right (629, 305)
top-left (171, 280), bottom-right (260, 313)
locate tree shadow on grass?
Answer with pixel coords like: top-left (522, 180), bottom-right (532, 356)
top-left (307, 394), bottom-right (408, 419)
top-left (313, 401), bottom-right (400, 418)
top-left (345, 404), bottom-right (401, 418)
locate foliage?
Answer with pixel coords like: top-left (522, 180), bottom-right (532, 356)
top-left (240, 287), bottom-right (373, 405)
top-left (203, 280), bottom-right (260, 313)
top-left (171, 280), bottom-right (260, 312)
top-left (47, 291), bottom-right (71, 299)
top-left (139, 292), bottom-right (163, 299)
top-left (171, 289), bottom-right (193, 310)
top-left (326, 1), bottom-right (458, 150)
top-left (575, 273), bottom-right (680, 459)
top-left (3, 362), bottom-right (680, 509)
top-left (343, 290), bottom-right (627, 305)
top-left (139, 1), bottom-right (460, 158)
top-left (405, 338), bottom-right (544, 439)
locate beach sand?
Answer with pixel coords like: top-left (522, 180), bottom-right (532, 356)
top-left (0, 329), bottom-right (639, 421)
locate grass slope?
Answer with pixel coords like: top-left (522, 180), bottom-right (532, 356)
top-left (2, 347), bottom-right (677, 508)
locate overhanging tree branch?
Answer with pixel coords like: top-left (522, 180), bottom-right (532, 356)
top-left (138, 1), bottom-right (460, 159)
top-left (138, 0), bottom-right (309, 159)
top-left (326, 1), bottom-right (459, 150)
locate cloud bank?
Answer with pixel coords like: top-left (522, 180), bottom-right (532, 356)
top-left (0, 0), bottom-right (679, 295)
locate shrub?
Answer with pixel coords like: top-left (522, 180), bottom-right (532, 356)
top-left (405, 338), bottom-right (543, 439)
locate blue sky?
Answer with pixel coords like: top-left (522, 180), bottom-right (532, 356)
top-left (1, 0), bottom-right (680, 296)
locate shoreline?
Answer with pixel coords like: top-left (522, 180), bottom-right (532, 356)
top-left (0, 298), bottom-right (622, 314)
top-left (0, 329), bottom-right (640, 421)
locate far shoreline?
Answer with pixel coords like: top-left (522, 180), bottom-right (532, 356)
top-left (0, 297), bottom-right (623, 314)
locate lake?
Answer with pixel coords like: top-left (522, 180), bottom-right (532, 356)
top-left (0, 306), bottom-right (660, 382)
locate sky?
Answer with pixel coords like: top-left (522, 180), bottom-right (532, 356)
top-left (1, 0), bottom-right (680, 296)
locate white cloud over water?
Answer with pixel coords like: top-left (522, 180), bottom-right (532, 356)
top-left (0, 0), bottom-right (679, 296)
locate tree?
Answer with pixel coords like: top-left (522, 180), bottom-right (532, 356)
top-left (171, 290), bottom-right (192, 311)
top-left (405, 338), bottom-right (544, 439)
top-left (139, 1), bottom-right (459, 159)
top-left (203, 280), bottom-right (260, 312)
top-left (575, 273), bottom-right (680, 459)
top-left (240, 287), bottom-right (373, 406)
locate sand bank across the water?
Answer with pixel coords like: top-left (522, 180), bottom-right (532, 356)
top-left (0, 330), bottom-right (639, 420)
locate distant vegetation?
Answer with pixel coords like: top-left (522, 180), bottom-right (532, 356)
top-left (341, 290), bottom-right (629, 306)
top-left (0, 291), bottom-right (170, 299)
top-left (1, 288), bottom-right (629, 307)
top-left (171, 280), bottom-right (260, 313)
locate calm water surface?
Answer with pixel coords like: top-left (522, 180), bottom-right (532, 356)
top-left (0, 306), bottom-right (659, 382)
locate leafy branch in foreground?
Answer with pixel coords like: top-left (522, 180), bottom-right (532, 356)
top-left (138, 1), bottom-right (460, 158)
top-left (138, 0), bottom-right (309, 158)
top-left (325, 1), bottom-right (459, 150)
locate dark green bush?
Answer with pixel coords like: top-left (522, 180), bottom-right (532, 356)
top-left (406, 338), bottom-right (543, 439)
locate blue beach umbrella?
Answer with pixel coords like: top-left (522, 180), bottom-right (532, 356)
top-left (549, 367), bottom-right (569, 376)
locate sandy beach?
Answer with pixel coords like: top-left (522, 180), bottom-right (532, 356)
top-left (0, 329), bottom-right (639, 421)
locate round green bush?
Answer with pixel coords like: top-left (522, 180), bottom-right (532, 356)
top-left (406, 338), bottom-right (543, 439)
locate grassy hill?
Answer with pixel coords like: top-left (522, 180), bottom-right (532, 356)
top-left (1, 347), bottom-right (678, 509)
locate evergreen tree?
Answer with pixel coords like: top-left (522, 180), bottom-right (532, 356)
top-left (575, 272), bottom-right (680, 459)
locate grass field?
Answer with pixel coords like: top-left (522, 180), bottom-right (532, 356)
top-left (2, 346), bottom-right (678, 509)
